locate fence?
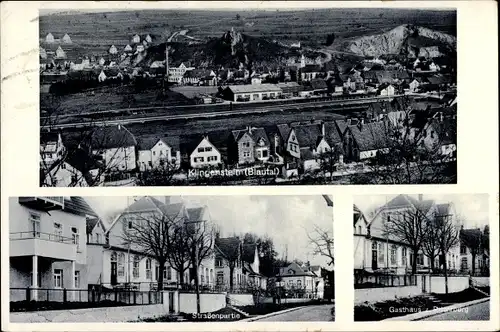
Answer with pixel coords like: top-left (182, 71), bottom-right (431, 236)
top-left (10, 287), bottom-right (162, 306)
top-left (354, 274), bottom-right (417, 289)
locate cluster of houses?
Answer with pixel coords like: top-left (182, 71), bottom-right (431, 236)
top-left (353, 194), bottom-right (490, 277)
top-left (9, 196), bottom-right (327, 301)
top-left (39, 31), bottom-right (456, 102)
top-left (40, 96), bottom-right (457, 186)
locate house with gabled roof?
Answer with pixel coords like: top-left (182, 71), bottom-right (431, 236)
top-left (343, 120), bottom-right (392, 161)
top-left (40, 131), bottom-right (66, 168)
top-left (189, 135), bottom-right (222, 169)
top-left (136, 136), bottom-right (181, 172)
top-left (124, 44), bottom-right (133, 52)
top-left (353, 195), bottom-right (461, 275)
top-left (86, 124), bottom-right (137, 172)
top-left (228, 126), bottom-right (271, 166)
top-left (45, 32), bottom-right (55, 43)
top-left (108, 45), bottom-right (118, 55)
top-left (131, 34), bottom-right (140, 44)
top-left (275, 262), bottom-right (324, 299)
top-left (55, 46), bottom-right (66, 59)
top-left (62, 33), bottom-right (72, 43)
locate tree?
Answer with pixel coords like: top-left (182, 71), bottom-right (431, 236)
top-left (325, 33), bottom-right (336, 46)
top-left (236, 14), bottom-right (241, 20)
top-left (422, 217), bottom-right (440, 273)
top-left (435, 213), bottom-right (460, 294)
top-left (459, 227), bottom-right (482, 275)
top-left (318, 146), bottom-right (341, 182)
top-left (307, 224), bottom-right (334, 267)
top-left (242, 233), bottom-right (278, 277)
top-left (120, 210), bottom-right (185, 290)
top-left (382, 206), bottom-right (429, 274)
top-left (136, 162), bottom-right (182, 186)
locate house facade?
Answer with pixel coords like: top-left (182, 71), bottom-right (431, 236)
top-left (9, 197), bottom-right (96, 301)
top-left (88, 125), bottom-right (137, 172)
top-left (229, 127), bottom-right (271, 166)
top-left (137, 137), bottom-right (181, 172)
top-left (276, 262), bottom-right (324, 299)
top-left (353, 195), bottom-right (461, 275)
top-left (40, 132), bottom-right (66, 168)
top-left (189, 136), bottom-right (222, 168)
top-left (223, 84), bottom-right (282, 102)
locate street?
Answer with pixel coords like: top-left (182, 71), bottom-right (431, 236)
top-left (421, 300), bottom-right (489, 321)
top-left (255, 304), bottom-right (335, 322)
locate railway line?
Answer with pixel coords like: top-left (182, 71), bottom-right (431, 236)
top-left (41, 94), bottom-right (404, 130)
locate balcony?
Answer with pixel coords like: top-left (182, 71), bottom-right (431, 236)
top-left (10, 232), bottom-right (77, 261)
top-left (18, 197), bottom-right (64, 210)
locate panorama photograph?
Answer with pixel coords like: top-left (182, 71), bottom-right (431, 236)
top-left (39, 5), bottom-right (457, 186)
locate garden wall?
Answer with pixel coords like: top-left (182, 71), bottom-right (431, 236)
top-left (354, 286), bottom-right (422, 305)
top-left (227, 293), bottom-right (254, 306)
top-left (428, 276), bottom-right (469, 294)
top-left (178, 293), bottom-right (226, 314)
top-left (471, 277), bottom-right (489, 287)
top-left (10, 304), bottom-right (167, 323)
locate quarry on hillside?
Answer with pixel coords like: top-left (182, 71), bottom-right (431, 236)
top-left (343, 24), bottom-right (457, 57)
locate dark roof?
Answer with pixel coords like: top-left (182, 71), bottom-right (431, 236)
top-left (436, 203), bottom-right (451, 216)
top-left (184, 69), bottom-right (213, 79)
top-left (40, 132), bottom-right (60, 143)
top-left (216, 237), bottom-right (241, 260)
top-left (89, 125), bottom-right (137, 149)
top-left (301, 64), bottom-right (322, 73)
top-left (384, 194), bottom-right (434, 215)
top-left (427, 75), bottom-right (451, 85)
top-left (348, 121), bottom-right (391, 151)
top-left (187, 207), bottom-right (205, 222)
top-left (63, 197), bottom-right (97, 217)
top-left (86, 217), bottom-right (101, 234)
top-left (136, 136), bottom-right (180, 151)
top-left (324, 122), bottom-right (343, 147)
top-left (276, 124), bottom-right (292, 142)
top-left (310, 78), bottom-right (328, 90)
top-left (231, 127), bottom-right (270, 146)
top-left (65, 148), bottom-right (103, 173)
top-left (293, 123), bottom-right (323, 148)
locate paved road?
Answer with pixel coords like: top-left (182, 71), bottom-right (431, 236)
top-left (422, 300), bottom-right (489, 321)
top-left (255, 304), bottom-right (335, 322)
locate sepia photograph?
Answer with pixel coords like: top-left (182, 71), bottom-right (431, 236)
top-left (8, 195), bottom-right (334, 322)
top-left (353, 194), bottom-right (490, 321)
top-left (38, 6), bottom-right (457, 186)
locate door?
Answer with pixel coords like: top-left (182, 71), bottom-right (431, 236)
top-left (111, 262), bottom-right (117, 285)
top-left (372, 249), bottom-right (378, 270)
top-left (168, 292), bottom-right (175, 313)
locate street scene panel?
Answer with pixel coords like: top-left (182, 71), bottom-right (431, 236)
top-left (39, 6), bottom-right (457, 186)
top-left (9, 195), bottom-right (334, 322)
top-left (353, 194), bottom-right (490, 321)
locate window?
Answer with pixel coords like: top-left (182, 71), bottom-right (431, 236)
top-left (118, 253), bottom-right (125, 277)
top-left (460, 244), bottom-right (467, 254)
top-left (461, 257), bottom-right (468, 271)
top-left (71, 227), bottom-right (80, 251)
top-left (243, 142), bottom-right (250, 148)
top-left (417, 253), bottom-right (424, 265)
top-left (195, 157), bottom-right (204, 163)
top-left (207, 156), bottom-right (218, 162)
top-left (390, 245), bottom-right (397, 265)
top-left (133, 255), bottom-right (140, 278)
top-left (53, 223), bottom-right (63, 241)
top-left (197, 147), bottom-right (205, 153)
top-left (210, 269), bottom-right (213, 284)
top-left (205, 146), bottom-right (212, 152)
top-left (75, 271), bottom-right (80, 288)
top-left (128, 219), bottom-right (133, 229)
top-left (53, 269), bottom-right (63, 288)
top-left (201, 273), bottom-right (205, 284)
top-left (205, 268), bottom-right (209, 284)
top-left (378, 243), bottom-right (384, 263)
top-left (153, 151), bottom-right (156, 156)
top-left (262, 149), bottom-right (268, 158)
top-left (372, 241), bottom-right (377, 250)
top-left (146, 259), bottom-right (152, 279)
top-left (216, 259), bottom-right (223, 267)
top-left (30, 212), bottom-right (41, 237)
top-left (96, 233), bottom-right (101, 244)
top-left (402, 248), bottom-right (407, 265)
top-left (357, 226), bottom-right (362, 234)
top-left (217, 271), bottom-right (224, 285)
top-left (297, 280), bottom-right (302, 288)
top-left (243, 151), bottom-right (250, 158)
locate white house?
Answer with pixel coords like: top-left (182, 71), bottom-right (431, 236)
top-left (88, 124), bottom-right (137, 172)
top-left (409, 78), bottom-right (422, 93)
top-left (167, 63), bottom-right (193, 83)
top-left (9, 197), bottom-right (96, 301)
top-left (145, 34), bottom-right (153, 43)
top-left (62, 33), bottom-right (72, 43)
top-left (379, 83), bottom-right (396, 96)
top-left (45, 33), bottom-right (55, 43)
top-left (131, 34), bottom-right (140, 44)
top-left (124, 44), bottom-right (133, 52)
top-left (353, 195), bottom-right (461, 275)
top-left (136, 44), bottom-right (145, 53)
top-left (40, 47), bottom-right (47, 59)
top-left (55, 46), bottom-right (66, 59)
top-left (109, 45), bottom-right (118, 55)
top-left (429, 62), bottom-right (440, 72)
top-left (189, 136), bottom-right (222, 168)
top-left (276, 262), bottom-right (324, 299)
top-left (137, 137), bottom-right (181, 172)
top-left (40, 132), bottom-right (66, 168)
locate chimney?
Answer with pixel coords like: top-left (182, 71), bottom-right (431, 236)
top-left (246, 126), bottom-right (252, 134)
top-left (418, 194), bottom-right (423, 201)
top-left (117, 124), bottom-right (121, 130)
top-left (321, 122), bottom-right (325, 136)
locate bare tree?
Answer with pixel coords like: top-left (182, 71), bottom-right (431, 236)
top-left (422, 217), bottom-right (441, 273)
top-left (307, 224), bottom-right (334, 267)
top-left (120, 209), bottom-right (186, 290)
top-left (382, 208), bottom-right (429, 274)
top-left (137, 161), bottom-right (182, 186)
top-left (435, 213), bottom-right (460, 294)
top-left (318, 145), bottom-right (341, 182)
top-left (459, 227), bottom-right (482, 276)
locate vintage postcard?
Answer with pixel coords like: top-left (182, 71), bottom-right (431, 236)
top-left (1, 1), bottom-right (499, 332)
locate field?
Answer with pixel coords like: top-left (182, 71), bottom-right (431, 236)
top-left (40, 8), bottom-right (456, 51)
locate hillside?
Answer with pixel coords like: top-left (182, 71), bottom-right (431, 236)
top-left (130, 28), bottom-right (321, 69)
top-left (343, 24), bottom-right (456, 57)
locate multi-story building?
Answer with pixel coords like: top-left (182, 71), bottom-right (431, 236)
top-left (275, 262), bottom-right (325, 299)
top-left (459, 227), bottom-right (489, 275)
top-left (87, 196), bottom-right (215, 291)
top-left (9, 197), bottom-right (97, 301)
top-left (353, 195), bottom-right (461, 275)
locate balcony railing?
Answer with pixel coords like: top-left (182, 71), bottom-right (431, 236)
top-left (10, 232), bottom-right (74, 244)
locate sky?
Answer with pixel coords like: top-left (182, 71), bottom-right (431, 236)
top-left (86, 195), bottom-right (333, 267)
top-left (354, 194), bottom-right (490, 229)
